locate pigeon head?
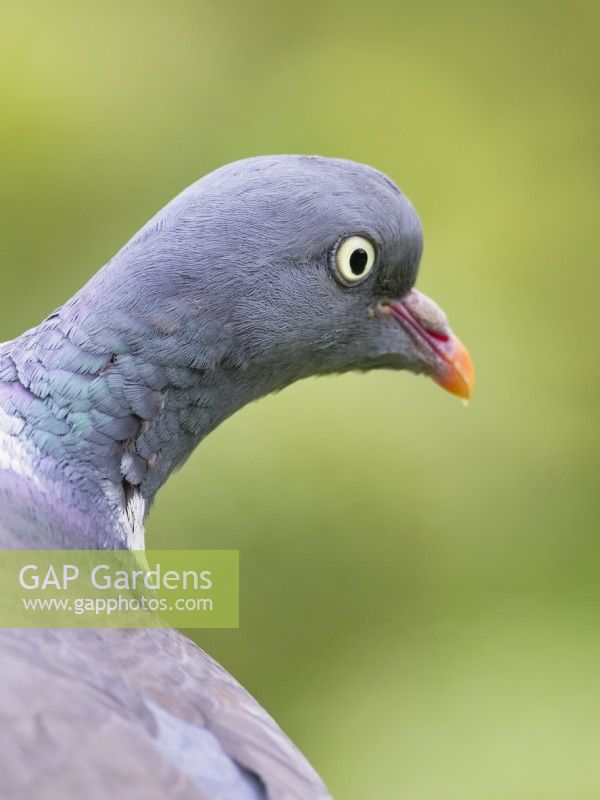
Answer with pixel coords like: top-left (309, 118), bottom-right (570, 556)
top-left (79, 155), bottom-right (472, 396)
top-left (1, 155), bottom-right (474, 546)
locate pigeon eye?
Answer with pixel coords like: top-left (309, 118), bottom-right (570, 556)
top-left (334, 236), bottom-right (376, 286)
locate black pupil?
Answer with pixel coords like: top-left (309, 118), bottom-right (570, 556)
top-left (349, 248), bottom-right (368, 276)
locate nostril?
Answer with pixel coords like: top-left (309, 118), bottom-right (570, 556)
top-left (403, 288), bottom-right (449, 333)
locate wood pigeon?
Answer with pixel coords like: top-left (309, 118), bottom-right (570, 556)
top-left (0, 156), bottom-right (474, 799)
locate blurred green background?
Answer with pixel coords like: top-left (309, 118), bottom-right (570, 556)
top-left (1, 1), bottom-right (598, 797)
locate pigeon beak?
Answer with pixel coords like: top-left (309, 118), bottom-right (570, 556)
top-left (385, 289), bottom-right (475, 399)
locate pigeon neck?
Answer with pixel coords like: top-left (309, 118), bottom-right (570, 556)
top-left (0, 304), bottom-right (263, 550)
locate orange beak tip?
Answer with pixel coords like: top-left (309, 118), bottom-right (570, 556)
top-left (434, 337), bottom-right (475, 400)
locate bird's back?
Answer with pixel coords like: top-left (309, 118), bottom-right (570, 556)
top-left (0, 626), bottom-right (331, 800)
